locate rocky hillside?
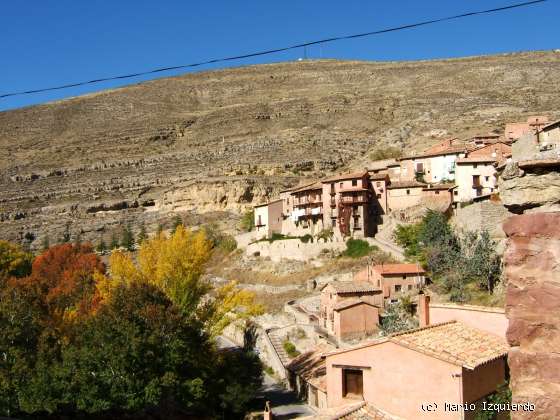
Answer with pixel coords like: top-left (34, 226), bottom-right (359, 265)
top-left (1, 51), bottom-right (560, 248)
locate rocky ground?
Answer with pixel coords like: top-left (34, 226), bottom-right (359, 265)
top-left (2, 51), bottom-right (560, 249)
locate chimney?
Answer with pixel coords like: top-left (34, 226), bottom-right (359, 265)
top-left (418, 292), bottom-right (430, 327)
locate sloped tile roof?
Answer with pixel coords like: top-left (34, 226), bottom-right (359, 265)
top-left (291, 181), bottom-right (323, 193)
top-left (390, 321), bottom-right (508, 370)
top-left (371, 263), bottom-right (425, 275)
top-left (333, 297), bottom-right (379, 311)
top-left (456, 156), bottom-right (497, 164)
top-left (323, 281), bottom-right (381, 294)
top-left (286, 346), bottom-right (327, 391)
top-left (323, 171), bottom-right (369, 182)
top-left (386, 180), bottom-right (426, 189)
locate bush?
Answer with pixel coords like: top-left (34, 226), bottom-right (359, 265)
top-left (369, 146), bottom-right (402, 161)
top-left (342, 239), bottom-right (374, 258)
top-left (380, 300), bottom-right (419, 335)
top-left (283, 340), bottom-right (300, 358)
top-left (240, 210), bottom-right (255, 232)
top-left (300, 234), bottom-right (313, 243)
top-left (316, 228), bottom-right (334, 242)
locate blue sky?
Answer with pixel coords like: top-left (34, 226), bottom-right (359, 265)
top-left (1, 0), bottom-right (557, 111)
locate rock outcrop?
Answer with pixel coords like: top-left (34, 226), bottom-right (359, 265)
top-left (503, 213), bottom-right (560, 419)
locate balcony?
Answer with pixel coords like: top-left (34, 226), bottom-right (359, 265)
top-left (340, 195), bottom-right (367, 204)
top-left (472, 182), bottom-right (483, 189)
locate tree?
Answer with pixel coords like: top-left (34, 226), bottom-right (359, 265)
top-left (95, 239), bottom-right (107, 253)
top-left (380, 300), bottom-right (419, 335)
top-left (110, 232), bottom-right (120, 250)
top-left (137, 223), bottom-right (147, 244)
top-left (61, 223), bottom-right (71, 243)
top-left (171, 215), bottom-right (183, 233)
top-left (0, 240), bottom-right (32, 280)
top-left (240, 210), bottom-right (255, 232)
top-left (120, 225), bottom-right (135, 251)
top-left (41, 235), bottom-right (50, 251)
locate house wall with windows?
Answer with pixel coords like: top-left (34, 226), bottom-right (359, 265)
top-left (387, 183), bottom-right (424, 212)
top-left (325, 341), bottom-right (463, 417)
top-left (455, 159), bottom-right (497, 202)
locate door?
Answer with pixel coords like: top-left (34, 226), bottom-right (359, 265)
top-left (343, 369), bottom-right (363, 398)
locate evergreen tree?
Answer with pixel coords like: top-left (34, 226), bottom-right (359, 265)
top-left (121, 225), bottom-right (135, 251)
top-left (96, 239), bottom-right (107, 253)
top-left (171, 215), bottom-right (183, 233)
top-left (61, 223), bottom-right (71, 243)
top-left (137, 223), bottom-right (147, 243)
top-left (41, 235), bottom-right (50, 251)
top-left (110, 232), bottom-right (120, 250)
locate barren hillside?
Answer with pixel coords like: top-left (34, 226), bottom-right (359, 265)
top-left (1, 51), bottom-right (560, 247)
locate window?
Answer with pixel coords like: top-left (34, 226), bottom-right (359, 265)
top-left (343, 369), bottom-right (363, 398)
top-left (340, 182), bottom-right (343, 188)
top-left (352, 179), bottom-right (357, 186)
top-left (376, 182), bottom-right (381, 187)
top-left (435, 190), bottom-right (440, 195)
top-left (395, 285), bottom-right (402, 292)
top-left (454, 190), bottom-right (458, 196)
top-left (332, 218), bottom-right (336, 227)
top-left (408, 285), bottom-right (413, 291)
top-left (485, 176), bottom-right (489, 182)
top-left (406, 189), bottom-right (410, 195)
top-left (402, 275), bottom-right (406, 280)
top-left (473, 164), bottom-right (478, 169)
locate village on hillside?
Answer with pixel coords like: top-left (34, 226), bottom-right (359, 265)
top-left (223, 114), bottom-right (559, 419)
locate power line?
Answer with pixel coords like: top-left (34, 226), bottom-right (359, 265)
top-left (0, 0), bottom-right (548, 99)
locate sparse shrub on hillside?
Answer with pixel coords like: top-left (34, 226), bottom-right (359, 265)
top-left (203, 223), bottom-right (237, 252)
top-left (316, 228), bottom-right (334, 242)
top-left (283, 340), bottom-right (300, 358)
top-left (342, 239), bottom-right (376, 258)
top-left (300, 234), bottom-right (313, 243)
top-left (240, 210), bottom-right (255, 232)
top-left (110, 232), bottom-right (120, 250)
top-left (369, 145), bottom-right (402, 161)
top-left (171, 215), bottom-right (183, 233)
top-left (121, 224), bottom-right (135, 251)
top-left (95, 239), bottom-right (107, 253)
top-left (380, 299), bottom-right (419, 335)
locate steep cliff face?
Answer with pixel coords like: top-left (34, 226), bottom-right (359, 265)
top-left (503, 213), bottom-right (560, 419)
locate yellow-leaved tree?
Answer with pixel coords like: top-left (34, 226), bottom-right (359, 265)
top-left (99, 225), bottom-right (262, 336)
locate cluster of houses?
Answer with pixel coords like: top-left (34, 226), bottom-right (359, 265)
top-left (257, 115), bottom-right (560, 419)
top-left (254, 115), bottom-right (559, 239)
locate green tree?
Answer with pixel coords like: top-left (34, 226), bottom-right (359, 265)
top-left (171, 215), bottom-right (183, 233)
top-left (41, 235), bottom-right (50, 251)
top-left (110, 232), bottom-right (120, 250)
top-left (137, 223), bottom-right (147, 244)
top-left (380, 300), bottom-right (419, 335)
top-left (95, 239), bottom-right (107, 253)
top-left (120, 225), bottom-right (135, 251)
top-left (240, 210), bottom-right (255, 232)
top-left (61, 223), bottom-right (71, 243)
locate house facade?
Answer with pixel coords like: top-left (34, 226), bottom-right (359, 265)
top-left (320, 281), bottom-right (383, 339)
top-left (386, 181), bottom-right (426, 213)
top-left (322, 171), bottom-right (377, 238)
top-left (354, 263), bottom-right (426, 302)
top-left (539, 119), bottom-right (560, 147)
top-left (455, 157), bottom-right (497, 202)
top-left (254, 199), bottom-right (283, 238)
top-left (324, 321), bottom-right (508, 419)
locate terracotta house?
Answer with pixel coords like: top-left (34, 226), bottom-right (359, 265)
top-left (386, 180), bottom-right (426, 213)
top-left (455, 157), bottom-right (497, 202)
top-left (320, 281), bottom-right (383, 339)
top-left (325, 321), bottom-right (509, 419)
top-left (355, 263), bottom-right (426, 302)
top-left (286, 347), bottom-right (328, 410)
top-left (538, 119), bottom-right (560, 147)
top-left (468, 141), bottom-right (512, 161)
top-left (368, 173), bottom-right (389, 216)
top-left (290, 182), bottom-right (324, 234)
top-left (321, 171), bottom-right (377, 238)
top-left (253, 199), bottom-right (283, 238)
top-left (421, 183), bottom-right (455, 207)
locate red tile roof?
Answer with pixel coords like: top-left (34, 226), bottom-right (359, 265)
top-left (386, 180), bottom-right (426, 189)
top-left (323, 171), bottom-right (369, 182)
top-left (291, 181), bottom-right (323, 193)
top-left (456, 157), bottom-right (497, 164)
top-left (322, 281), bottom-right (381, 294)
top-left (372, 263), bottom-right (425, 275)
top-left (333, 297), bottom-right (380, 311)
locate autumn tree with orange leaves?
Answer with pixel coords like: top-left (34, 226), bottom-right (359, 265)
top-left (0, 230), bottom-right (263, 418)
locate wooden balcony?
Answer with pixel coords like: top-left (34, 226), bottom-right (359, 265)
top-left (340, 195), bottom-right (367, 204)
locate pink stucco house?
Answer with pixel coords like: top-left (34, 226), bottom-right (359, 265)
top-left (325, 321), bottom-right (509, 419)
top-left (354, 263), bottom-right (426, 303)
top-left (320, 281), bottom-right (383, 340)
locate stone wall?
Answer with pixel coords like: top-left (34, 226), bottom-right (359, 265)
top-left (452, 199), bottom-right (510, 240)
top-left (503, 213), bottom-right (560, 419)
top-left (245, 238), bottom-right (346, 262)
